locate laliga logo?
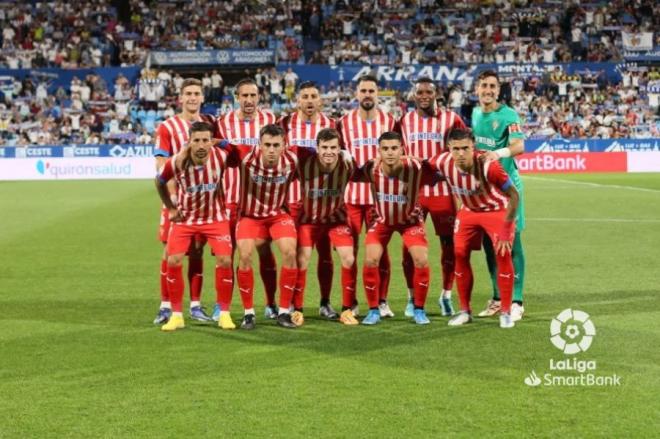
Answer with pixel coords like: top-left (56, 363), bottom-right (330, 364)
top-left (36, 160), bottom-right (50, 175)
top-left (550, 308), bottom-right (596, 355)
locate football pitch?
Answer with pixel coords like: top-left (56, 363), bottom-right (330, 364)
top-left (1, 173), bottom-right (658, 438)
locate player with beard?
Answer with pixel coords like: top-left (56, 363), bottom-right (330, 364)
top-left (279, 81), bottom-right (339, 320)
top-left (215, 78), bottom-right (279, 321)
top-left (155, 122), bottom-right (236, 331)
top-left (338, 75), bottom-right (397, 318)
top-left (399, 77), bottom-right (466, 318)
top-left (153, 78), bottom-right (216, 325)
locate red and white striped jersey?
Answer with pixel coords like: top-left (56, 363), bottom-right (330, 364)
top-left (427, 152), bottom-right (511, 212)
top-left (154, 114), bottom-right (217, 157)
top-left (279, 112), bottom-right (336, 204)
top-left (216, 109), bottom-right (276, 204)
top-left (339, 108), bottom-right (396, 205)
top-left (157, 148), bottom-right (229, 224)
top-left (364, 158), bottom-right (427, 226)
top-left (226, 145), bottom-right (298, 218)
top-left (298, 151), bottom-right (354, 225)
top-left (399, 109), bottom-right (465, 197)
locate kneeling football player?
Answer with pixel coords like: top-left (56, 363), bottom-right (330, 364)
top-left (356, 131), bottom-right (434, 325)
top-left (292, 128), bottom-right (358, 326)
top-left (425, 128), bottom-right (519, 328)
top-left (155, 122), bottom-right (236, 331)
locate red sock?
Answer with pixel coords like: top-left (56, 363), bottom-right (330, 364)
top-left (402, 248), bottom-right (414, 290)
top-left (237, 268), bottom-right (254, 310)
top-left (215, 266), bottom-right (233, 311)
top-left (293, 269), bottom-right (307, 310)
top-left (454, 247), bottom-right (474, 312)
top-left (259, 251), bottom-right (277, 306)
top-left (378, 250), bottom-right (391, 301)
top-left (350, 264), bottom-right (358, 305)
top-left (341, 266), bottom-right (357, 309)
top-left (317, 236), bottom-right (333, 301)
top-left (278, 267), bottom-right (298, 310)
top-left (413, 266), bottom-right (430, 308)
top-left (160, 259), bottom-right (169, 302)
top-left (440, 239), bottom-right (455, 291)
top-left (188, 256), bottom-right (203, 301)
top-left (495, 252), bottom-right (514, 313)
top-left (363, 265), bottom-right (380, 308)
top-left (167, 264), bottom-right (184, 312)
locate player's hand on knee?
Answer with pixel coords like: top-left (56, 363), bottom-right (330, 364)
top-left (496, 240), bottom-right (512, 256)
top-left (480, 151), bottom-right (498, 163)
top-left (168, 208), bottom-right (183, 222)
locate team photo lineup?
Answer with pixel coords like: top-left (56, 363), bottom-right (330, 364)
top-left (3, 1), bottom-right (659, 436)
top-left (153, 71), bottom-right (526, 331)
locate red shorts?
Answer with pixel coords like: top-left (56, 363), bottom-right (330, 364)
top-left (167, 221), bottom-right (232, 256)
top-left (159, 207), bottom-right (207, 247)
top-left (287, 202), bottom-right (302, 226)
top-left (365, 221), bottom-right (428, 249)
top-left (454, 208), bottom-right (508, 252)
top-left (346, 203), bottom-right (378, 235)
top-left (298, 223), bottom-right (354, 248)
top-left (419, 194), bottom-right (456, 237)
top-left (236, 213), bottom-right (297, 241)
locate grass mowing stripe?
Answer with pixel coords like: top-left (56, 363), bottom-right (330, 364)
top-left (524, 175), bottom-right (660, 193)
top-left (0, 177), bottom-right (658, 437)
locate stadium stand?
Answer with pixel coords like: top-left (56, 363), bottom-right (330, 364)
top-left (0, 0), bottom-right (657, 145)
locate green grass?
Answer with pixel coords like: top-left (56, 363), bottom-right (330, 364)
top-left (1, 173), bottom-right (659, 438)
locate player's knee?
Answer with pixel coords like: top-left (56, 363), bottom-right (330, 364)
top-left (168, 254), bottom-right (184, 267)
top-left (297, 254), bottom-right (311, 271)
top-left (280, 247), bottom-right (297, 267)
top-left (412, 255), bottom-right (429, 268)
top-left (340, 252), bottom-right (355, 269)
top-left (237, 249), bottom-right (253, 268)
top-left (364, 256), bottom-right (380, 268)
top-left (215, 255), bottom-right (232, 268)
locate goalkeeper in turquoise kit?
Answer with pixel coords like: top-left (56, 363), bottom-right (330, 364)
top-left (471, 70), bottom-right (526, 322)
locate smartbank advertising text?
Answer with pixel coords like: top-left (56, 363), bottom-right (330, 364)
top-left (0, 157), bottom-right (154, 180)
top-left (517, 152), bottom-right (628, 173)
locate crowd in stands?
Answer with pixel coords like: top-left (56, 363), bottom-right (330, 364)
top-left (1, 63), bottom-right (657, 146)
top-left (0, 0), bottom-right (658, 145)
top-left (1, 0), bottom-right (658, 68)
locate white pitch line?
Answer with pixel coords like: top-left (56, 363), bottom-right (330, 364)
top-left (529, 217), bottom-right (660, 223)
top-left (524, 175), bottom-right (660, 194)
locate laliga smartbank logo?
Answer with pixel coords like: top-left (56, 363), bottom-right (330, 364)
top-left (524, 308), bottom-right (621, 387)
top-left (550, 308), bottom-right (595, 354)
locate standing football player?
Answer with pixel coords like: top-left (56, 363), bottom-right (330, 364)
top-left (356, 132), bottom-right (433, 326)
top-left (216, 78), bottom-right (279, 320)
top-left (426, 128), bottom-right (519, 328)
top-left (279, 81), bottom-right (339, 320)
top-left (153, 78), bottom-right (216, 325)
top-left (471, 70), bottom-right (527, 322)
top-left (155, 122), bottom-right (236, 331)
top-left (339, 74), bottom-right (397, 318)
top-left (399, 77), bottom-right (466, 317)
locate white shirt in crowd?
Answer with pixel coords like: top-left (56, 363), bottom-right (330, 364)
top-left (211, 72), bottom-right (223, 88)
